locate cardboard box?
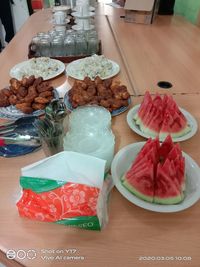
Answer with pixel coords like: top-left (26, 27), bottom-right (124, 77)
top-left (124, 0), bottom-right (160, 24)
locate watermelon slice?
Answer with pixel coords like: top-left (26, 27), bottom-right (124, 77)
top-left (121, 136), bottom-right (186, 205)
top-left (134, 91), bottom-right (191, 139)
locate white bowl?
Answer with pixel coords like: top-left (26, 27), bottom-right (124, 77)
top-left (63, 130), bottom-right (115, 173)
top-left (69, 106), bottom-right (112, 131)
top-left (52, 5), bottom-right (71, 14)
top-left (111, 142), bottom-right (200, 213)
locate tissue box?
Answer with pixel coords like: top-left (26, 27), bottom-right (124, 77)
top-left (17, 152), bottom-right (113, 230)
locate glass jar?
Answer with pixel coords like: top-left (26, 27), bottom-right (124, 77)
top-left (48, 29), bottom-right (57, 40)
top-left (51, 37), bottom-right (64, 57)
top-left (38, 38), bottom-right (51, 57)
top-left (30, 36), bottom-right (40, 56)
top-left (75, 35), bottom-right (87, 55)
top-left (64, 35), bottom-right (75, 56)
top-left (87, 36), bottom-right (98, 55)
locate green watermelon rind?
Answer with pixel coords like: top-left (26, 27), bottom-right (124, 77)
top-left (121, 175), bottom-right (185, 206)
top-left (134, 117), bottom-right (159, 137)
top-left (121, 176), bottom-right (154, 203)
top-left (134, 117), bottom-right (191, 139)
top-left (159, 125), bottom-right (191, 139)
top-left (154, 194), bottom-right (184, 205)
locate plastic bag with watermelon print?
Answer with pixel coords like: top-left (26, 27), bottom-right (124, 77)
top-left (16, 151), bottom-right (114, 230)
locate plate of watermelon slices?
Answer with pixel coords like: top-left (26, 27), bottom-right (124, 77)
top-left (127, 92), bottom-right (198, 142)
top-left (127, 104), bottom-right (198, 142)
top-left (111, 139), bottom-right (200, 213)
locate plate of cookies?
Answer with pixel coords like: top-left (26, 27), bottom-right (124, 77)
top-left (63, 76), bottom-right (131, 116)
top-left (0, 76), bottom-right (59, 120)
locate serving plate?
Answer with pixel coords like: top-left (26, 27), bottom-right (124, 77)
top-left (127, 104), bottom-right (198, 142)
top-left (71, 12), bottom-right (95, 18)
top-left (66, 57), bottom-right (120, 80)
top-left (0, 90), bottom-right (59, 120)
top-left (63, 92), bottom-right (131, 117)
top-left (10, 58), bottom-right (65, 81)
top-left (0, 123), bottom-right (41, 158)
top-left (111, 142), bottom-right (200, 213)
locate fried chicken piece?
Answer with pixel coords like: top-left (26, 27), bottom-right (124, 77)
top-left (9, 78), bottom-right (21, 92)
top-left (39, 91), bottom-right (53, 98)
top-left (33, 77), bottom-right (43, 86)
top-left (32, 103), bottom-right (45, 110)
top-left (72, 94), bottom-right (85, 104)
top-left (16, 106), bottom-right (33, 114)
top-left (21, 77), bottom-right (29, 87)
top-left (83, 76), bottom-right (92, 86)
top-left (103, 78), bottom-right (112, 88)
top-left (76, 81), bottom-right (88, 90)
top-left (97, 84), bottom-right (107, 94)
top-left (37, 84), bottom-right (53, 93)
top-left (100, 99), bottom-right (111, 109)
top-left (34, 97), bottom-right (49, 104)
top-left (110, 99), bottom-right (125, 110)
top-left (26, 75), bottom-right (35, 86)
top-left (9, 94), bottom-right (18, 105)
top-left (0, 93), bottom-right (9, 107)
top-left (87, 85), bottom-right (96, 96)
top-left (94, 76), bottom-right (103, 86)
top-left (1, 88), bottom-right (11, 97)
top-left (113, 85), bottom-right (130, 100)
top-left (46, 95), bottom-right (53, 102)
top-left (18, 86), bottom-right (28, 97)
top-left (15, 103), bottom-right (33, 113)
top-left (23, 95), bottom-right (36, 103)
top-left (16, 93), bottom-right (25, 100)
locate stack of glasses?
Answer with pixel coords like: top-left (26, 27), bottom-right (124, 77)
top-left (30, 29), bottom-right (99, 57)
top-left (63, 106), bottom-right (115, 173)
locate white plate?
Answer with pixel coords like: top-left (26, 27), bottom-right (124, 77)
top-left (71, 24), bottom-right (95, 31)
top-left (111, 142), bottom-right (200, 213)
top-left (71, 11), bottom-right (95, 18)
top-left (63, 92), bottom-right (131, 116)
top-left (66, 57), bottom-right (120, 80)
top-left (127, 104), bottom-right (198, 142)
top-left (73, 6), bottom-right (95, 12)
top-left (10, 58), bottom-right (65, 81)
top-left (0, 90), bottom-right (59, 120)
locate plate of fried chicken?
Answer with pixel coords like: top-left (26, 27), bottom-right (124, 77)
top-left (64, 76), bottom-right (131, 116)
top-left (0, 76), bottom-right (58, 120)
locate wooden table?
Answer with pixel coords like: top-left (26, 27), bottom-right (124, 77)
top-left (107, 10), bottom-right (200, 95)
top-left (0, 4), bottom-right (200, 267)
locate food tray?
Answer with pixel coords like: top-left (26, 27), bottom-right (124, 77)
top-left (28, 41), bottom-right (102, 63)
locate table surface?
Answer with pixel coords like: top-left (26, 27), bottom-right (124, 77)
top-left (106, 6), bottom-right (200, 95)
top-left (0, 4), bottom-right (200, 267)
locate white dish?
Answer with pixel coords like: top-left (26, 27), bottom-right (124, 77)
top-left (10, 58), bottom-right (65, 81)
top-left (71, 11), bottom-right (95, 18)
top-left (111, 142), bottom-right (200, 213)
top-left (52, 5), bottom-right (71, 13)
top-left (127, 104), bottom-right (198, 142)
top-left (72, 24), bottom-right (94, 31)
top-left (66, 56), bottom-right (120, 80)
top-left (73, 6), bottom-right (95, 12)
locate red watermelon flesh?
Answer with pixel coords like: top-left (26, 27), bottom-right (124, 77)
top-left (136, 91), bottom-right (152, 120)
top-left (134, 92), bottom-right (191, 139)
top-left (133, 138), bottom-right (159, 166)
top-left (123, 159), bottom-right (154, 202)
top-left (154, 162), bottom-right (183, 204)
top-left (122, 136), bottom-right (185, 205)
top-left (159, 135), bottom-right (174, 161)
